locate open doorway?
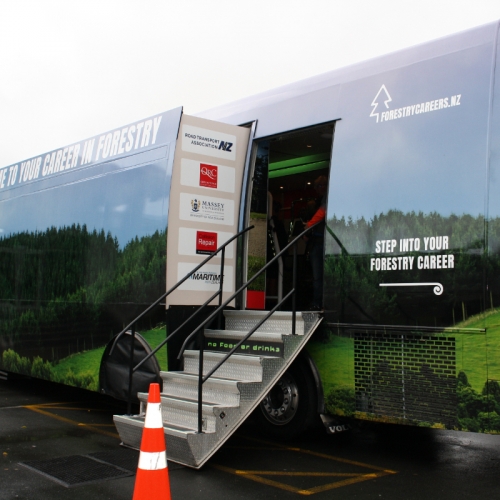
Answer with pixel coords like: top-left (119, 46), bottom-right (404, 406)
top-left (246, 122), bottom-right (335, 311)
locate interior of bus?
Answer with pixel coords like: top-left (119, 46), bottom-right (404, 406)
top-left (246, 122), bottom-right (335, 311)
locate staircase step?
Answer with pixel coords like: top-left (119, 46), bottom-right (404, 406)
top-left (205, 329), bottom-right (283, 343)
top-left (224, 310), bottom-right (305, 335)
top-left (183, 350), bottom-right (263, 382)
top-left (204, 329), bottom-right (284, 357)
top-left (114, 414), bottom-right (195, 440)
top-left (137, 393), bottom-right (226, 433)
top-left (161, 372), bottom-right (241, 406)
top-left (114, 310), bottom-right (323, 469)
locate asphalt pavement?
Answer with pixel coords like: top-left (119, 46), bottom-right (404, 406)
top-left (1, 376), bottom-right (500, 500)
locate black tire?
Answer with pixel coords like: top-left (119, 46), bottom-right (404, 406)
top-left (254, 357), bottom-right (318, 440)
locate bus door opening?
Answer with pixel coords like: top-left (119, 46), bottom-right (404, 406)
top-left (246, 122), bottom-right (335, 311)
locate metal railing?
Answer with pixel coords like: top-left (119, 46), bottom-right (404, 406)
top-left (109, 225), bottom-right (254, 413)
top-left (121, 221), bottom-right (321, 427)
top-left (177, 222), bottom-right (321, 433)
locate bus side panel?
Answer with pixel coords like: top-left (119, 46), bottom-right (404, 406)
top-left (312, 40), bottom-right (497, 430)
top-left (0, 108), bottom-right (181, 389)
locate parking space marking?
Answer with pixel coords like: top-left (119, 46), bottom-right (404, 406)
top-left (24, 403), bottom-right (119, 439)
top-left (213, 435), bottom-right (397, 496)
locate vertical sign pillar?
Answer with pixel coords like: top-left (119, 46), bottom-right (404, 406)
top-left (166, 115), bottom-right (250, 307)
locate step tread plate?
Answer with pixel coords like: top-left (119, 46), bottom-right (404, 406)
top-left (138, 393), bottom-right (225, 411)
top-left (183, 349), bottom-right (263, 365)
top-left (161, 372), bottom-right (241, 406)
top-left (161, 371), bottom-right (241, 393)
top-left (114, 414), bottom-right (201, 438)
top-left (183, 350), bottom-right (263, 382)
top-left (223, 310), bottom-right (305, 335)
top-left (204, 329), bottom-right (283, 343)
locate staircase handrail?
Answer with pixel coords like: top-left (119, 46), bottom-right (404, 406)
top-left (173, 222), bottom-right (321, 433)
top-left (177, 222), bottom-right (321, 361)
top-left (111, 225), bottom-right (254, 353)
top-left (119, 225), bottom-right (254, 412)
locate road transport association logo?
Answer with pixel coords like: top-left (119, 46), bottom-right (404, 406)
top-left (370, 84), bottom-right (462, 123)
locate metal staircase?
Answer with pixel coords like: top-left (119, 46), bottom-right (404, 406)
top-left (110, 223), bottom-right (324, 469)
top-left (114, 309), bottom-right (322, 468)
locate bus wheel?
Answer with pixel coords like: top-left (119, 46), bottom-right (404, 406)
top-left (254, 358), bottom-right (317, 440)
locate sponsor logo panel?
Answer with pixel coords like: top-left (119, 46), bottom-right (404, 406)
top-left (180, 158), bottom-right (235, 193)
top-left (177, 262), bottom-right (234, 292)
top-left (182, 124), bottom-right (236, 161)
top-left (200, 163), bottom-right (218, 188)
top-left (196, 230), bottom-right (217, 254)
top-left (177, 228), bottom-right (235, 258)
top-left (179, 192), bottom-right (234, 226)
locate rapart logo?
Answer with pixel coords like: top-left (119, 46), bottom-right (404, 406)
top-left (199, 163), bottom-right (218, 189)
top-left (370, 84), bottom-right (462, 123)
top-left (196, 230), bottom-right (218, 255)
top-left (191, 198), bottom-right (200, 212)
top-left (370, 85), bottom-right (392, 123)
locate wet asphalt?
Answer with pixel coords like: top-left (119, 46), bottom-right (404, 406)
top-left (1, 376), bottom-right (499, 500)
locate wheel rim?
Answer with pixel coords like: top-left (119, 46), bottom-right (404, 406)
top-left (260, 372), bottom-right (299, 425)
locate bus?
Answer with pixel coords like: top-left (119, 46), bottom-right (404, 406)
top-left (2, 20), bottom-right (500, 467)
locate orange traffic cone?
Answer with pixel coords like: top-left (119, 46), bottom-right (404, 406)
top-left (132, 383), bottom-right (171, 500)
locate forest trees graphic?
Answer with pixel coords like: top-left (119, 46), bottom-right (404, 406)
top-left (0, 224), bottom-right (167, 374)
top-left (324, 210), bottom-right (500, 326)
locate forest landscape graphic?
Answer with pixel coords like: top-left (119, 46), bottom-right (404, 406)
top-left (318, 210), bottom-right (500, 433)
top-left (0, 225), bottom-right (167, 391)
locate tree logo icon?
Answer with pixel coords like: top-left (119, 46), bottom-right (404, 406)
top-left (370, 85), bottom-right (392, 123)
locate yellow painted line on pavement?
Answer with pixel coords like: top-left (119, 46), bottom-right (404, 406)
top-left (212, 463), bottom-right (396, 496)
top-left (212, 464), bottom-right (303, 494)
top-left (243, 435), bottom-right (397, 473)
top-left (77, 423), bottom-right (117, 428)
top-left (225, 445), bottom-right (279, 451)
top-left (237, 471), bottom-right (362, 477)
top-left (304, 471), bottom-right (394, 495)
top-left (212, 434), bottom-right (398, 495)
top-left (26, 402), bottom-right (111, 412)
top-left (24, 404), bottom-right (119, 439)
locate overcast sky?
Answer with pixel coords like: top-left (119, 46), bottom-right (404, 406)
top-left (1, 0), bottom-right (499, 167)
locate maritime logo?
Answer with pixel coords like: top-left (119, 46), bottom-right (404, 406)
top-left (370, 85), bottom-right (392, 123)
top-left (190, 271), bottom-right (222, 285)
top-left (370, 84), bottom-right (462, 123)
top-left (191, 198), bottom-right (200, 212)
top-left (199, 163), bottom-right (218, 189)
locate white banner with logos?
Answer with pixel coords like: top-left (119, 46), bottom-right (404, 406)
top-left (166, 114), bottom-right (250, 306)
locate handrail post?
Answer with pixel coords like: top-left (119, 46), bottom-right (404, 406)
top-left (197, 326), bottom-right (204, 433)
top-left (218, 247), bottom-right (225, 330)
top-left (127, 323), bottom-right (136, 414)
top-left (292, 242), bottom-right (297, 335)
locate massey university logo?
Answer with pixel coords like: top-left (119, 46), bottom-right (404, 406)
top-left (191, 198), bottom-right (200, 212)
top-left (370, 84), bottom-right (462, 123)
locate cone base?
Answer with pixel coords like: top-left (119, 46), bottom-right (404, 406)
top-left (132, 467), bottom-right (171, 500)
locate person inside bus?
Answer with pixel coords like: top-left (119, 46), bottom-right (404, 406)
top-left (305, 175), bottom-right (328, 311)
